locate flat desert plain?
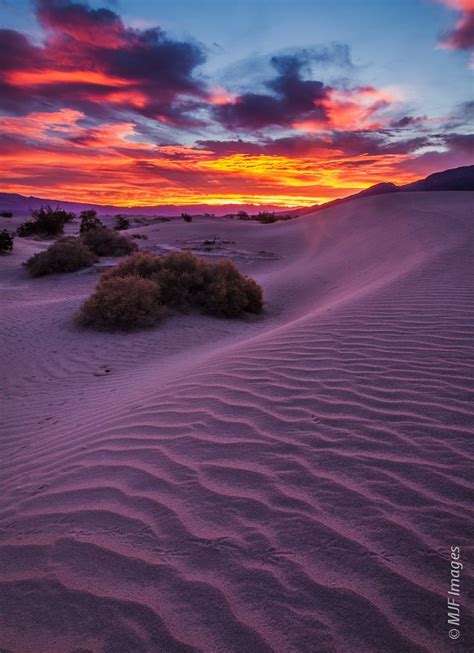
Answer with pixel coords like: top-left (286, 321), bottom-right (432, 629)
top-left (1, 191), bottom-right (473, 652)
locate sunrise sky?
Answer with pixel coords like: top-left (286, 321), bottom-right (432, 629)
top-left (0, 0), bottom-right (473, 208)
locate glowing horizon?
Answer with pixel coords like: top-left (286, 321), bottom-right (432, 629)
top-left (0, 0), bottom-right (472, 208)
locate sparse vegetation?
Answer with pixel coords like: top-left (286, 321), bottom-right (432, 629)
top-left (81, 227), bottom-right (138, 257)
top-left (79, 209), bottom-right (104, 233)
top-left (16, 221), bottom-right (37, 237)
top-left (237, 210), bottom-right (250, 220)
top-left (17, 205), bottom-right (75, 238)
top-left (101, 250), bottom-right (263, 318)
top-left (0, 230), bottom-right (14, 253)
top-left (114, 215), bottom-right (130, 230)
top-left (0, 211), bottom-right (13, 218)
top-left (181, 213), bottom-right (193, 223)
top-left (199, 259), bottom-right (263, 317)
top-left (77, 276), bottom-right (163, 330)
top-left (24, 237), bottom-right (98, 277)
top-left (256, 211), bottom-right (277, 224)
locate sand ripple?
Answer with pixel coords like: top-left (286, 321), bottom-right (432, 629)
top-left (1, 193), bottom-right (473, 652)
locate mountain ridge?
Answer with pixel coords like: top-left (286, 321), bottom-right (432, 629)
top-left (1, 165), bottom-right (472, 217)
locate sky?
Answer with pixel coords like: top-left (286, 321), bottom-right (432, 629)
top-left (0, 0), bottom-right (472, 208)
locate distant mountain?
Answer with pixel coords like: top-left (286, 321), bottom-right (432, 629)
top-left (402, 165), bottom-right (474, 192)
top-left (0, 193), bottom-right (294, 217)
top-left (1, 165), bottom-right (472, 218)
top-left (297, 165), bottom-right (474, 216)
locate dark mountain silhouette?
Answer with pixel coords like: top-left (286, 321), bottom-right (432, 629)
top-left (0, 193), bottom-right (290, 217)
top-left (402, 165), bottom-right (474, 192)
top-left (295, 165), bottom-right (474, 216)
top-left (0, 165), bottom-right (472, 218)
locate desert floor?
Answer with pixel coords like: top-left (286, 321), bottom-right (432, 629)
top-left (1, 192), bottom-right (473, 652)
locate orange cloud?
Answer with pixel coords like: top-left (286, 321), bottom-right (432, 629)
top-left (208, 88), bottom-right (237, 105)
top-left (437, 0), bottom-right (474, 53)
top-left (0, 119), bottom-right (421, 208)
top-left (294, 86), bottom-right (398, 132)
top-left (0, 108), bottom-right (84, 140)
top-left (5, 69), bottom-right (133, 87)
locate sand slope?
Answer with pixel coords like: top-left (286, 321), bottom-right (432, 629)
top-left (1, 192), bottom-right (473, 652)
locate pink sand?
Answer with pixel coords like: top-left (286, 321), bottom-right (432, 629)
top-left (1, 192), bottom-right (473, 652)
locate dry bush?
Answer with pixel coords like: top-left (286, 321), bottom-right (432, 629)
top-left (101, 250), bottom-right (263, 317)
top-left (17, 205), bottom-right (75, 238)
top-left (77, 276), bottom-right (163, 330)
top-left (199, 259), bottom-right (263, 317)
top-left (0, 230), bottom-right (14, 253)
top-left (114, 215), bottom-right (130, 230)
top-left (81, 227), bottom-right (138, 257)
top-left (256, 211), bottom-right (277, 224)
top-left (79, 209), bottom-right (104, 233)
top-left (102, 251), bottom-right (163, 281)
top-left (25, 237), bottom-right (98, 277)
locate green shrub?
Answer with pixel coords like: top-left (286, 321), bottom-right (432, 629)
top-left (0, 211), bottom-right (13, 218)
top-left (81, 227), bottom-right (138, 257)
top-left (79, 209), bottom-right (104, 233)
top-left (101, 250), bottom-right (263, 317)
top-left (114, 215), bottom-right (130, 230)
top-left (17, 205), bottom-right (75, 238)
top-left (181, 213), bottom-right (193, 223)
top-left (0, 230), bottom-right (14, 253)
top-left (25, 237), bottom-right (98, 277)
top-left (77, 276), bottom-right (163, 330)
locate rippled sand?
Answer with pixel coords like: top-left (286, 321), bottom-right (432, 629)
top-left (1, 192), bottom-right (473, 652)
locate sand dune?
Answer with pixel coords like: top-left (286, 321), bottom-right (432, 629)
top-left (1, 192), bottom-right (473, 652)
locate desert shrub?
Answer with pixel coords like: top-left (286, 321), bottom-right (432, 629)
top-left (81, 227), bottom-right (138, 257)
top-left (199, 259), bottom-right (263, 317)
top-left (154, 250), bottom-right (208, 310)
top-left (0, 211), bottom-right (13, 218)
top-left (103, 250), bottom-right (204, 310)
top-left (0, 230), bottom-right (14, 253)
top-left (17, 205), bottom-right (75, 238)
top-left (236, 210), bottom-right (249, 220)
top-left (25, 237), bottom-right (98, 277)
top-left (114, 215), bottom-right (130, 230)
top-left (17, 221), bottom-right (37, 237)
top-left (79, 209), bottom-right (104, 233)
top-left (256, 211), bottom-right (277, 224)
top-left (102, 250), bottom-right (263, 317)
top-left (181, 213), bottom-right (193, 223)
top-left (102, 251), bottom-right (162, 282)
top-left (77, 276), bottom-right (163, 330)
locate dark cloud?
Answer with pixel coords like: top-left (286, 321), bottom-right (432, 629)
top-left (390, 116), bottom-right (425, 128)
top-left (329, 131), bottom-right (428, 156)
top-left (198, 131), bottom-right (428, 158)
top-left (443, 132), bottom-right (474, 152)
top-left (213, 53), bottom-right (330, 131)
top-left (0, 0), bottom-right (207, 124)
top-left (0, 29), bottom-right (43, 71)
top-left (441, 4), bottom-right (474, 50)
